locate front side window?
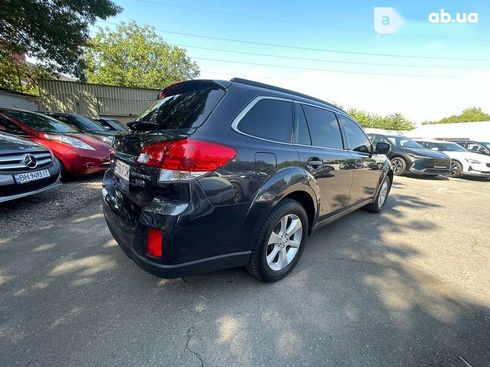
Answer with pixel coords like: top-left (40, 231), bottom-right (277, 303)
top-left (238, 99), bottom-right (293, 143)
top-left (301, 105), bottom-right (343, 149)
top-left (339, 116), bottom-right (371, 153)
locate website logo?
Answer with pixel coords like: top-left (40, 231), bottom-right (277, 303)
top-left (374, 7), bottom-right (404, 34)
top-left (428, 9), bottom-right (478, 24)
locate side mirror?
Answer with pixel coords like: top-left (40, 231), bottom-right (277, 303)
top-left (375, 142), bottom-right (391, 155)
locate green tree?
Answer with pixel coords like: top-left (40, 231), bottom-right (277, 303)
top-left (0, 55), bottom-right (54, 95)
top-left (423, 107), bottom-right (490, 124)
top-left (347, 108), bottom-right (414, 130)
top-left (84, 22), bottom-right (200, 89)
top-left (0, 0), bottom-right (121, 77)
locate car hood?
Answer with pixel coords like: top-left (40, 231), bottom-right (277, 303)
top-left (0, 132), bottom-right (47, 153)
top-left (396, 146), bottom-right (449, 159)
top-left (444, 151), bottom-right (490, 163)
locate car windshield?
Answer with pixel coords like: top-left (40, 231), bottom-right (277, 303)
top-left (4, 110), bottom-right (78, 133)
top-left (436, 142), bottom-right (467, 152)
top-left (71, 115), bottom-right (107, 132)
top-left (386, 136), bottom-right (423, 148)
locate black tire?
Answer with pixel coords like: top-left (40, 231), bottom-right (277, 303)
top-left (450, 161), bottom-right (463, 178)
top-left (247, 199), bottom-right (308, 282)
top-left (390, 157), bottom-right (407, 176)
top-left (57, 159), bottom-right (69, 182)
top-left (365, 175), bottom-right (391, 213)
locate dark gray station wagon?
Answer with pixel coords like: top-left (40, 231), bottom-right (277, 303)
top-left (103, 78), bottom-right (393, 282)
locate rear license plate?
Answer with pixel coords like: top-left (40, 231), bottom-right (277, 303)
top-left (14, 169), bottom-right (51, 184)
top-left (114, 160), bottom-right (130, 181)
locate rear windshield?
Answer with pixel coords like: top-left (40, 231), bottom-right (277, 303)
top-left (136, 86), bottom-right (225, 129)
top-left (3, 110), bottom-right (78, 133)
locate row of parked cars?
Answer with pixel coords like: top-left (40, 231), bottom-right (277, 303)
top-left (0, 108), bottom-right (127, 202)
top-left (368, 133), bottom-right (490, 178)
top-left (1, 78), bottom-right (489, 281)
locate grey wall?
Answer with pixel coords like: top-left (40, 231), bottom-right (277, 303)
top-left (0, 90), bottom-right (39, 111)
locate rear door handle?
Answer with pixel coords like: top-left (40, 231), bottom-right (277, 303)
top-left (306, 157), bottom-right (323, 169)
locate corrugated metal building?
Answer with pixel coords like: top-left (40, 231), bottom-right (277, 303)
top-left (38, 80), bottom-right (159, 122)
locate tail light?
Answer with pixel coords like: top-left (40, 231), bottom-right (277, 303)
top-left (137, 139), bottom-right (236, 182)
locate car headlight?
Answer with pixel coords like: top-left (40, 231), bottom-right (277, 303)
top-left (44, 134), bottom-right (95, 150)
top-left (408, 153), bottom-right (428, 159)
top-left (102, 136), bottom-right (114, 144)
top-left (465, 158), bottom-right (481, 164)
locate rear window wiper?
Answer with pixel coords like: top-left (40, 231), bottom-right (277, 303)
top-left (127, 120), bottom-right (159, 131)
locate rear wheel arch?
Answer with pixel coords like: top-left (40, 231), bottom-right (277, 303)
top-left (282, 190), bottom-right (316, 232)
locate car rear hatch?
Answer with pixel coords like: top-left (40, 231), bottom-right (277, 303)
top-left (109, 80), bottom-right (232, 212)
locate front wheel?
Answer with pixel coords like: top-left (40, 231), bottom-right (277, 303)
top-left (247, 199), bottom-right (308, 282)
top-left (450, 161), bottom-right (463, 178)
top-left (366, 175), bottom-right (391, 213)
top-left (390, 157), bottom-right (407, 176)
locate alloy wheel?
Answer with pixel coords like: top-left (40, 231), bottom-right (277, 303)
top-left (378, 180), bottom-right (388, 207)
top-left (266, 214), bottom-right (302, 271)
top-left (391, 158), bottom-right (404, 175)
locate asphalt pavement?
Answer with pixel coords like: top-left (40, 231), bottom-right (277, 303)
top-left (0, 176), bottom-right (489, 366)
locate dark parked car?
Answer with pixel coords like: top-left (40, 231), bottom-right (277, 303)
top-left (103, 78), bottom-right (393, 282)
top-left (47, 113), bottom-right (115, 144)
top-left (0, 132), bottom-right (61, 202)
top-left (367, 133), bottom-right (451, 176)
top-left (449, 139), bottom-right (490, 156)
top-left (94, 117), bottom-right (128, 131)
top-left (0, 109), bottom-right (110, 178)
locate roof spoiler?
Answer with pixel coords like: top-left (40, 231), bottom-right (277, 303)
top-left (157, 79), bottom-right (231, 99)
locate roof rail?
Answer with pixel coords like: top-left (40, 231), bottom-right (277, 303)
top-left (230, 78), bottom-right (343, 111)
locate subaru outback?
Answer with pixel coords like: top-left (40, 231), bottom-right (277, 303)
top-left (103, 78), bottom-right (393, 282)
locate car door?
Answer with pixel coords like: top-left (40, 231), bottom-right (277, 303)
top-left (338, 115), bottom-right (382, 205)
top-left (294, 103), bottom-right (355, 219)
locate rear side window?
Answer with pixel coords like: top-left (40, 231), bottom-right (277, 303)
top-left (301, 105), bottom-right (343, 149)
top-left (238, 99), bottom-right (293, 143)
top-left (339, 116), bottom-right (372, 153)
top-left (137, 86), bottom-right (225, 129)
top-left (296, 106), bottom-right (312, 145)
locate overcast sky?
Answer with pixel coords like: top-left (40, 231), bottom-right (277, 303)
top-left (95, 0), bottom-right (490, 124)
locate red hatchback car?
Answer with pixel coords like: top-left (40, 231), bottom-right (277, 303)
top-left (0, 109), bottom-right (110, 177)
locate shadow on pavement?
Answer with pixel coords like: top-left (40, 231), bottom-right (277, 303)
top-left (0, 189), bottom-right (488, 366)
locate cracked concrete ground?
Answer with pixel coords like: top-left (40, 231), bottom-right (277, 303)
top-left (0, 176), bottom-right (489, 366)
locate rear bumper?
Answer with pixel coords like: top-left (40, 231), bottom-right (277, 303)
top-left (102, 171), bottom-right (252, 278)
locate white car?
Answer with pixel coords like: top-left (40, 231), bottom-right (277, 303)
top-left (416, 139), bottom-right (490, 178)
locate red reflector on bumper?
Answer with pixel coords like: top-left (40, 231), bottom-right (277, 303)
top-left (147, 228), bottom-right (163, 258)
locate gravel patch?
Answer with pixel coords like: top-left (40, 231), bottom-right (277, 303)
top-left (0, 174), bottom-right (103, 244)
